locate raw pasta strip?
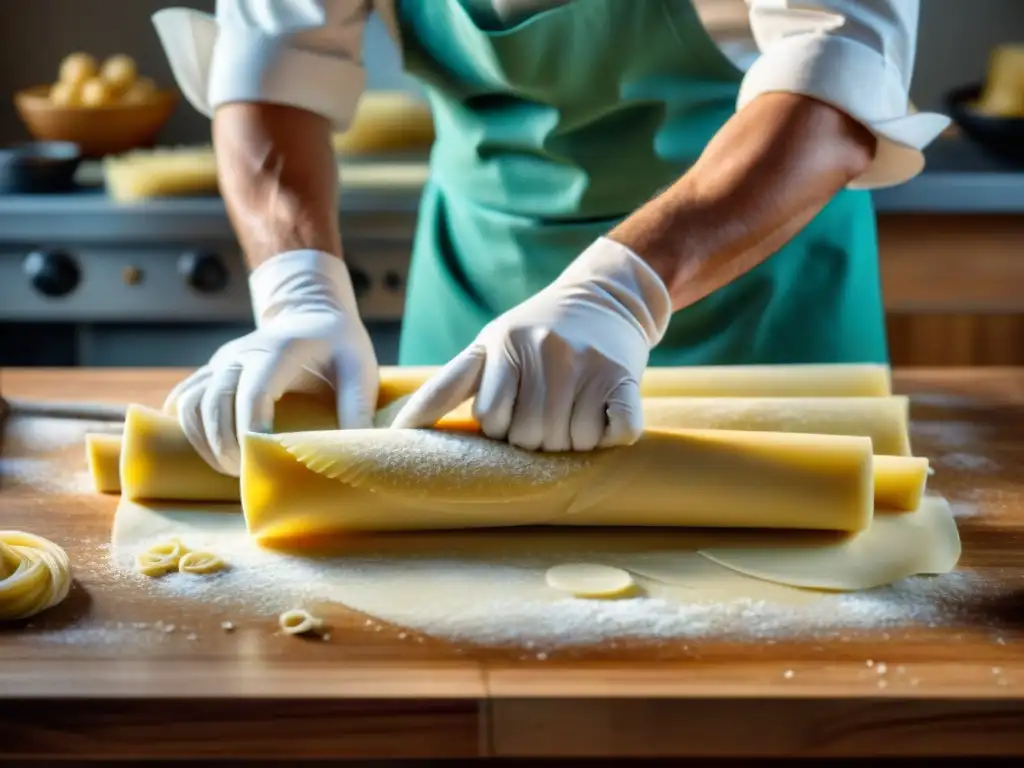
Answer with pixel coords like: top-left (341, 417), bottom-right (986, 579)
top-left (241, 428), bottom-right (875, 541)
top-left (0, 531), bottom-right (73, 621)
top-left (97, 392), bottom-right (909, 501)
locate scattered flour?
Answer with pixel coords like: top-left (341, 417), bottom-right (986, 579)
top-left (109, 524), bottom-right (980, 651)
top-left (950, 501), bottom-right (981, 519)
top-left (938, 453), bottom-right (1000, 473)
top-left (4, 417), bottom-right (119, 455)
top-left (910, 420), bottom-right (989, 449)
top-left (0, 458), bottom-right (95, 494)
top-left (910, 394), bottom-right (990, 409)
top-left (30, 625), bottom-right (170, 646)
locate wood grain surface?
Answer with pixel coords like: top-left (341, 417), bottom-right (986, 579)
top-left (2, 368), bottom-right (1024, 759)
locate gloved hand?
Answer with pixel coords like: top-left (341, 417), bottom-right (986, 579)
top-left (164, 250), bottom-right (378, 476)
top-left (390, 237), bottom-right (672, 451)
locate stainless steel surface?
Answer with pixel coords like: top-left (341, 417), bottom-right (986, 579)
top-left (0, 224), bottom-right (413, 323)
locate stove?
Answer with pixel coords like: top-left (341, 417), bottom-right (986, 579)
top-left (0, 182), bottom-right (422, 367)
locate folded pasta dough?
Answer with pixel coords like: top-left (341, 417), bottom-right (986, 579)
top-left (86, 432), bottom-right (123, 494)
top-left (571, 396), bottom-right (911, 455)
top-left (119, 394), bottom-right (338, 502)
top-left (382, 363), bottom-right (892, 400)
top-left (105, 395), bottom-right (918, 503)
top-left (240, 427), bottom-right (877, 540)
top-left (874, 455), bottom-right (929, 511)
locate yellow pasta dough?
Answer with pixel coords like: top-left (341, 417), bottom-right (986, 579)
top-left (385, 363), bottom-right (890, 401)
top-left (242, 427), bottom-right (877, 541)
top-left (0, 531), bottom-right (73, 621)
top-left (242, 426), bottom-right (931, 541)
top-left (545, 563), bottom-right (637, 598)
top-left (119, 393), bottom-right (339, 502)
top-left (874, 455), bottom-right (930, 511)
top-left (86, 432), bottom-right (123, 494)
top-left (178, 551), bottom-right (226, 574)
top-left (278, 608), bottom-right (324, 635)
top-left (696, 495), bottom-right (961, 591)
top-left (135, 537), bottom-right (188, 577)
top-left (92, 392), bottom-right (911, 501)
top-left (596, 395), bottom-right (911, 455)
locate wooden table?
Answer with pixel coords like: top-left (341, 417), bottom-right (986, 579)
top-left (3, 368), bottom-right (1024, 760)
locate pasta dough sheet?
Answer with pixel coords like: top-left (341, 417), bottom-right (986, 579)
top-left (93, 394), bottom-right (912, 499)
top-left (109, 492), bottom-right (961, 643)
top-left (242, 428), bottom-right (878, 540)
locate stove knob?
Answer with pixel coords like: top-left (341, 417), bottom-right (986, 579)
top-left (349, 266), bottom-right (371, 298)
top-left (24, 250), bottom-right (81, 298)
top-left (179, 251), bottom-right (229, 294)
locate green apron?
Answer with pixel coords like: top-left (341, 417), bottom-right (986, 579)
top-left (394, 0), bottom-right (888, 366)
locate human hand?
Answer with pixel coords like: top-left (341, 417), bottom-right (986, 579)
top-left (164, 250), bottom-right (378, 475)
top-left (390, 237), bottom-right (671, 451)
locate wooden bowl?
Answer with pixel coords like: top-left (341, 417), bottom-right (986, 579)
top-left (14, 85), bottom-right (178, 158)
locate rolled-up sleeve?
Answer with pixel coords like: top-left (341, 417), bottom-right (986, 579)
top-left (741, 0), bottom-right (950, 189)
top-left (152, 0), bottom-right (370, 130)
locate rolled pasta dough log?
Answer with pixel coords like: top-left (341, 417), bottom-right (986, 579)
top-left (242, 427), bottom-right (876, 540)
top-left (89, 363), bottom-right (895, 498)
top-left (119, 395), bottom-right (338, 501)
top-left (875, 456), bottom-right (930, 511)
top-left (383, 363), bottom-right (892, 399)
top-left (377, 395), bottom-right (912, 456)
top-left (86, 432), bottom-right (122, 494)
top-left (638, 363), bottom-right (891, 397)
top-left (102, 395), bottom-right (913, 503)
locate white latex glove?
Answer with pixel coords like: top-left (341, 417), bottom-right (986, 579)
top-left (390, 237), bottom-right (672, 451)
top-left (164, 250), bottom-right (378, 476)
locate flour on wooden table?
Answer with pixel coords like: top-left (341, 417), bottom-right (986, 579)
top-left (949, 501), bottom-right (981, 519)
top-left (3, 417), bottom-right (119, 454)
top-left (109, 522), bottom-right (980, 651)
top-left (937, 452), bottom-right (1001, 473)
top-left (910, 420), bottom-right (990, 448)
top-left (0, 458), bottom-right (95, 494)
top-left (910, 394), bottom-right (992, 409)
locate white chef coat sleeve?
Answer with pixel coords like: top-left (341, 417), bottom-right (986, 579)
top-left (152, 0), bottom-right (371, 130)
top-left (740, 0), bottom-right (951, 189)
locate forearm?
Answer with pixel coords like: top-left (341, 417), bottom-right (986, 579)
top-left (213, 103), bottom-right (342, 270)
top-left (609, 93), bottom-right (877, 311)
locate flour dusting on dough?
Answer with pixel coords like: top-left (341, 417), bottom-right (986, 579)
top-left (278, 429), bottom-right (592, 497)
